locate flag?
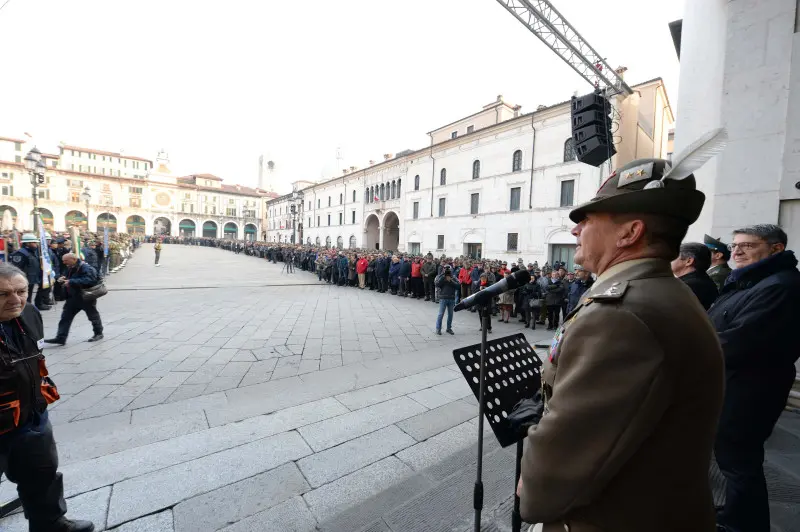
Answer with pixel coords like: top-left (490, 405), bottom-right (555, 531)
top-left (103, 227), bottom-right (109, 257)
top-left (373, 194), bottom-right (380, 202)
top-left (70, 226), bottom-right (84, 260)
top-left (38, 215), bottom-right (54, 289)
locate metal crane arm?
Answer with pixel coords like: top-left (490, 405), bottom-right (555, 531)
top-left (495, 0), bottom-right (633, 96)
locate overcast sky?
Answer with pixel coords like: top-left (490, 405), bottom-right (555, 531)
top-left (0, 0), bottom-right (684, 194)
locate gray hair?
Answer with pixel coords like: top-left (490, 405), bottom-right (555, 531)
top-left (0, 262), bottom-right (27, 281)
top-left (678, 242), bottom-right (711, 272)
top-left (733, 224), bottom-right (788, 247)
top-left (62, 253), bottom-right (78, 261)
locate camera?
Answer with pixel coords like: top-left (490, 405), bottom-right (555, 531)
top-left (443, 265), bottom-right (452, 276)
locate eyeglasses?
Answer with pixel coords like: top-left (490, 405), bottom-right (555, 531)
top-left (727, 242), bottom-right (764, 251)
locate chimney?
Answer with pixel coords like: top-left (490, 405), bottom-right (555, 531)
top-left (349, 165), bottom-right (356, 171)
top-left (536, 105), bottom-right (547, 111)
top-left (369, 160), bottom-right (376, 166)
top-left (383, 153), bottom-right (393, 160)
top-left (343, 169), bottom-right (349, 175)
top-left (497, 94), bottom-right (503, 102)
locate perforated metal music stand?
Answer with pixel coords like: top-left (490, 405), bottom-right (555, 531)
top-left (453, 332), bottom-right (543, 532)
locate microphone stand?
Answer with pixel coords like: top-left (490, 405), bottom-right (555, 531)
top-left (473, 300), bottom-right (490, 532)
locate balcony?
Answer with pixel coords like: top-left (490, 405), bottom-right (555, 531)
top-left (365, 197), bottom-right (400, 212)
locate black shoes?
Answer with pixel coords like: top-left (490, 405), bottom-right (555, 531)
top-left (436, 330), bottom-right (442, 335)
top-left (87, 334), bottom-right (104, 342)
top-left (446, 329), bottom-right (454, 335)
top-left (44, 338), bottom-right (66, 346)
top-left (31, 517), bottom-right (95, 532)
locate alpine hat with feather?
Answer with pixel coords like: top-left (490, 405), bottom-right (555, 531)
top-left (569, 128), bottom-right (728, 225)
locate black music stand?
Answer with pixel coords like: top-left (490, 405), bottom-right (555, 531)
top-left (453, 332), bottom-right (543, 532)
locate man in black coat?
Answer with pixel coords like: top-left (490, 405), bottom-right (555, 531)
top-left (0, 263), bottom-right (95, 532)
top-left (44, 254), bottom-right (103, 345)
top-left (670, 242), bottom-right (718, 309)
top-left (709, 224), bottom-right (800, 532)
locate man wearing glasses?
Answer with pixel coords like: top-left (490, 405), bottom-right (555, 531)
top-left (0, 263), bottom-right (94, 531)
top-left (709, 224), bottom-right (800, 532)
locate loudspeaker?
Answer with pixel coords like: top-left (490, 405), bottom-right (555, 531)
top-left (571, 92), bottom-right (614, 168)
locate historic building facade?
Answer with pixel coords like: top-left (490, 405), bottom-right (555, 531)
top-left (269, 79), bottom-right (673, 268)
top-left (0, 138), bottom-right (270, 240)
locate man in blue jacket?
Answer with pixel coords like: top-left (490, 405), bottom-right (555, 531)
top-left (710, 224), bottom-right (800, 532)
top-left (566, 266), bottom-right (594, 315)
top-left (44, 254), bottom-right (104, 345)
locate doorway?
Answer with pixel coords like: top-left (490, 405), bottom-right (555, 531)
top-left (550, 244), bottom-right (576, 271)
top-left (464, 243), bottom-right (482, 259)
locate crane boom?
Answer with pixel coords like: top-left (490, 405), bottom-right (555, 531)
top-left (494, 0), bottom-right (633, 96)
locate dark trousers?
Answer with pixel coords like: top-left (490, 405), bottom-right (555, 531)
top-left (154, 250), bottom-right (161, 264)
top-left (547, 305), bottom-right (560, 329)
top-left (423, 277), bottom-right (434, 299)
top-left (0, 410), bottom-right (66, 526)
top-left (56, 298), bottom-right (103, 340)
top-left (460, 283), bottom-right (470, 301)
top-left (715, 370), bottom-right (795, 532)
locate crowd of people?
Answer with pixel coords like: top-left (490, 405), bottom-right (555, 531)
top-left (157, 236), bottom-right (596, 335)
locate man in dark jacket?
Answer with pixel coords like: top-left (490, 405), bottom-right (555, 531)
top-left (710, 224), bottom-right (800, 532)
top-left (421, 257), bottom-right (436, 301)
top-left (566, 265), bottom-right (593, 314)
top-left (398, 256), bottom-right (411, 296)
top-left (0, 263), bottom-right (95, 532)
top-left (670, 242), bottom-right (718, 310)
top-left (10, 233), bottom-right (43, 306)
top-left (434, 265), bottom-right (459, 335)
top-left (44, 254), bottom-right (104, 345)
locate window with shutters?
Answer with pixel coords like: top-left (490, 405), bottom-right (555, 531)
top-left (512, 150), bottom-right (523, 172)
top-left (413, 202), bottom-right (419, 219)
top-left (470, 193), bottom-right (479, 215)
top-left (472, 160), bottom-right (480, 179)
top-left (328, 196), bottom-right (331, 207)
top-left (352, 190), bottom-right (356, 202)
top-left (440, 168), bottom-right (446, 186)
top-left (414, 175), bottom-right (420, 191)
top-left (339, 193), bottom-right (343, 204)
top-left (509, 187), bottom-right (521, 211)
top-left (38, 189), bottom-right (49, 199)
top-left (338, 212), bottom-right (343, 225)
top-left (507, 233), bottom-right (518, 251)
top-left (438, 197), bottom-right (446, 217)
top-left (560, 179), bottom-right (575, 207)
top-left (437, 235), bottom-right (445, 250)
top-left (351, 210), bottom-right (356, 224)
top-left (327, 214), bottom-right (331, 226)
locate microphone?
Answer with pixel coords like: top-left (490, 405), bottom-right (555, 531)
top-left (454, 269), bottom-right (531, 312)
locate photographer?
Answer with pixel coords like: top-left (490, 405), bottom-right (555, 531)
top-left (44, 254), bottom-right (103, 346)
top-left (434, 265), bottom-right (459, 335)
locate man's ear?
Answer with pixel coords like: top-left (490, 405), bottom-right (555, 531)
top-left (616, 219), bottom-right (647, 249)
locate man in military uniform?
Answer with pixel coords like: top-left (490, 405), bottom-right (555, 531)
top-left (704, 234), bottom-right (732, 292)
top-left (0, 263), bottom-right (95, 531)
top-left (518, 158), bottom-right (724, 531)
top-left (10, 234), bottom-right (44, 307)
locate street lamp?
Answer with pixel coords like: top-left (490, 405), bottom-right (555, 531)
top-left (24, 147), bottom-right (45, 234)
top-left (80, 186), bottom-right (91, 231)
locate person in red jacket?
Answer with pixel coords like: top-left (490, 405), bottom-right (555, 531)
top-left (457, 261), bottom-right (472, 302)
top-left (356, 255), bottom-right (369, 289)
top-left (410, 258), bottom-right (423, 298)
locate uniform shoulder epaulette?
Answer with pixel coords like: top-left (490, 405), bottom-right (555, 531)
top-left (588, 281), bottom-right (629, 302)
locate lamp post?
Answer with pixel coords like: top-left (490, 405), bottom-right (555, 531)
top-left (80, 186), bottom-right (91, 231)
top-left (23, 147), bottom-right (45, 234)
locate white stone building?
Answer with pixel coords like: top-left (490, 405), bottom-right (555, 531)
top-left (670, 0), bottom-right (800, 249)
top-left (273, 80), bottom-right (672, 269)
top-left (0, 137), bottom-right (269, 239)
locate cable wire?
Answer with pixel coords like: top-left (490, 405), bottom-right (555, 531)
top-left (0, 0), bottom-right (12, 13)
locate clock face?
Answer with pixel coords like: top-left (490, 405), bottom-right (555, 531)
top-left (156, 192), bottom-right (170, 206)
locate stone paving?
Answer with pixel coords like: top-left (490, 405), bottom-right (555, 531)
top-left (3, 244), bottom-right (797, 531)
top-left (0, 243), bottom-right (554, 531)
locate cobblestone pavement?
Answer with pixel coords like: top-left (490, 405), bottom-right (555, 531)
top-left (4, 245), bottom-right (796, 531)
top-left (0, 243), bottom-right (554, 531)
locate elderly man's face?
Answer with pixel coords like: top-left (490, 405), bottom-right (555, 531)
top-left (572, 213), bottom-right (622, 275)
top-left (63, 255), bottom-right (77, 268)
top-left (731, 234), bottom-right (783, 268)
top-left (0, 274), bottom-right (28, 321)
